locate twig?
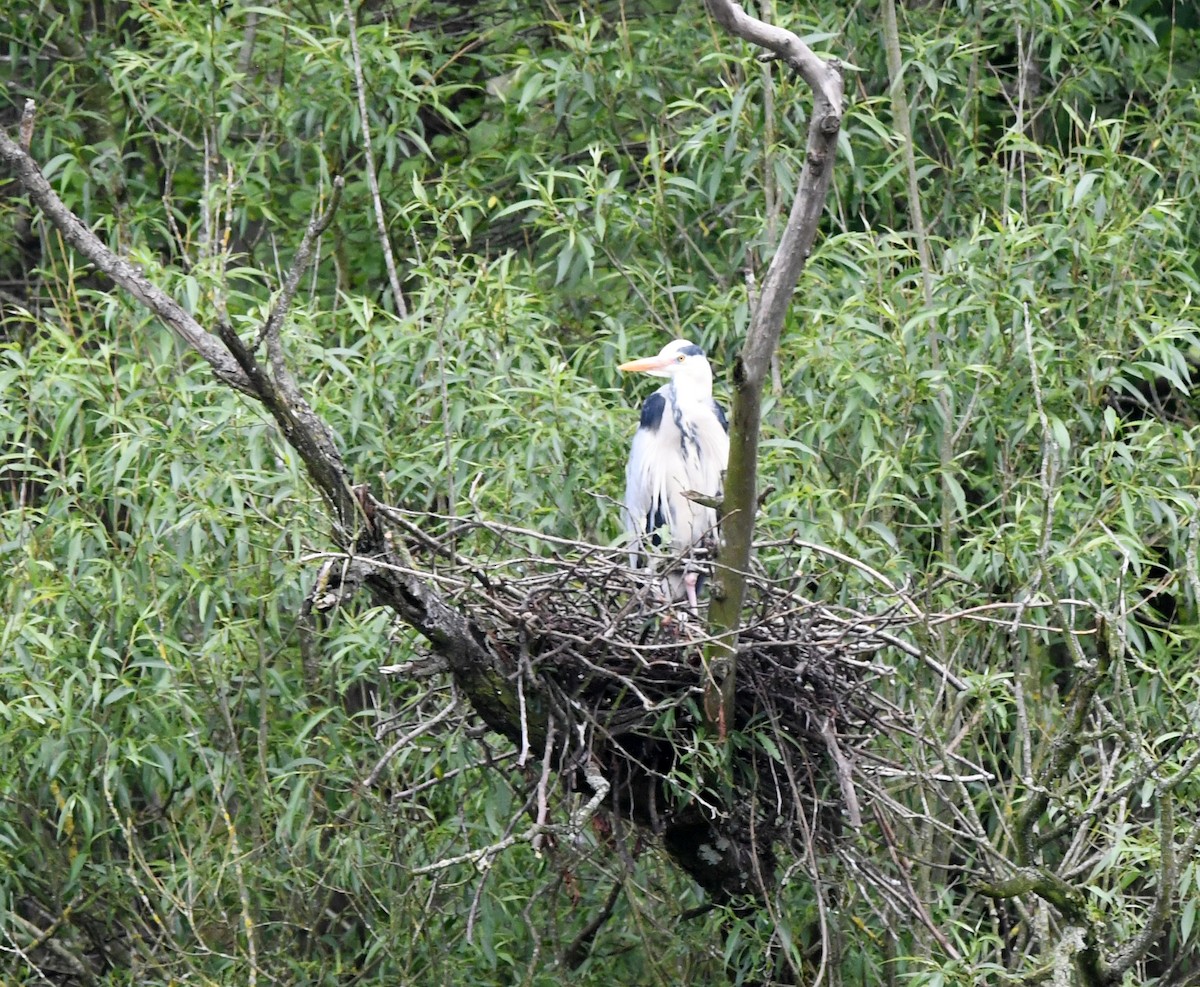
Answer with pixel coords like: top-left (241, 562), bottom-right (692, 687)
top-left (343, 0), bottom-right (408, 317)
top-left (19, 99), bottom-right (35, 150)
top-left (819, 717), bottom-right (862, 829)
top-left (364, 695), bottom-right (460, 788)
top-left (563, 878), bottom-right (625, 969)
top-left (410, 824), bottom-right (544, 875)
top-left (531, 720), bottom-right (556, 852)
top-left (391, 751), bottom-right (518, 802)
top-left (254, 176), bottom-right (345, 352)
top-left (572, 756), bottom-right (611, 830)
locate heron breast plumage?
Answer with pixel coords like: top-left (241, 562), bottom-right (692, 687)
top-left (618, 340), bottom-right (729, 606)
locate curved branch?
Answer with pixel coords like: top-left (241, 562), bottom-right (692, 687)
top-left (703, 1), bottom-right (845, 732)
top-left (0, 114), bottom-right (252, 396)
top-left (703, 0), bottom-right (842, 108)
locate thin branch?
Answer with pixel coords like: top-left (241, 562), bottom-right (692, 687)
top-left (0, 119), bottom-right (253, 395)
top-left (881, 0), bottom-right (955, 559)
top-left (18, 98), bottom-right (35, 150)
top-left (255, 175), bottom-right (344, 352)
top-left (563, 878), bottom-right (625, 969)
top-left (1014, 624), bottom-right (1109, 866)
top-left (364, 695), bottom-right (460, 788)
top-left (343, 0), bottom-right (408, 317)
top-left (819, 717), bottom-right (862, 829)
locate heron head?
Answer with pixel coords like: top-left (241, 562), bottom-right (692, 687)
top-left (618, 339), bottom-right (711, 382)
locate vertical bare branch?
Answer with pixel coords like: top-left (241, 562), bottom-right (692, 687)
top-left (18, 99), bottom-right (35, 150)
top-left (702, 0), bottom-right (844, 733)
top-left (343, 0), bottom-right (409, 318)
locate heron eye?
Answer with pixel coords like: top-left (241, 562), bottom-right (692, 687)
top-left (676, 354), bottom-right (685, 363)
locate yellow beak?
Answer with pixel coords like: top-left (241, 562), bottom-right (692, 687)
top-left (618, 354), bottom-right (674, 374)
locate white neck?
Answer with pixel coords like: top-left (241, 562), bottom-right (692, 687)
top-left (670, 362), bottom-right (713, 404)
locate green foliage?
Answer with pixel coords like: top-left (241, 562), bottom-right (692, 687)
top-left (3, 0), bottom-right (1200, 983)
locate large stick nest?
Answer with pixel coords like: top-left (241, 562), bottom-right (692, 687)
top-left (330, 508), bottom-right (987, 909)
top-left (495, 535), bottom-right (907, 757)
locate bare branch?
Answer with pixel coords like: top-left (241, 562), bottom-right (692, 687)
top-left (364, 694), bottom-right (460, 788)
top-left (0, 124), bottom-right (254, 395)
top-left (704, 0), bottom-right (845, 730)
top-left (1014, 620), bottom-right (1111, 866)
top-left (18, 99), bottom-right (35, 150)
top-left (255, 176), bottom-right (345, 352)
top-left (819, 717), bottom-right (862, 829)
top-left (343, 0), bottom-right (408, 318)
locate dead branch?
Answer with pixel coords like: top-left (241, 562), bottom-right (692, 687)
top-left (255, 175), bottom-right (345, 352)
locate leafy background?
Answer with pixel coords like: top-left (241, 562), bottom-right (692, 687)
top-left (2, 0), bottom-right (1199, 983)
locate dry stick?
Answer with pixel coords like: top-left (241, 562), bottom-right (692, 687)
top-left (18, 99), bottom-right (35, 150)
top-left (872, 806), bottom-right (963, 961)
top-left (411, 757), bottom-right (611, 876)
top-left (819, 717), bottom-right (862, 829)
top-left (343, 0), bottom-right (408, 318)
top-left (531, 720), bottom-right (556, 853)
top-left (780, 538), bottom-right (972, 688)
top-left (702, 0), bottom-right (844, 735)
top-left (363, 695), bottom-right (460, 788)
top-left (255, 176), bottom-right (345, 352)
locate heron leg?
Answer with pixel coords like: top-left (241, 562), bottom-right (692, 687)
top-left (684, 570), bottom-right (700, 613)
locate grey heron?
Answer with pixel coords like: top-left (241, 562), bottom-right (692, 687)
top-left (619, 339), bottom-right (730, 610)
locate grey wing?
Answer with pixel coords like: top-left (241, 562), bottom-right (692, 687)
top-left (712, 399), bottom-right (728, 433)
top-left (623, 392), bottom-right (668, 563)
